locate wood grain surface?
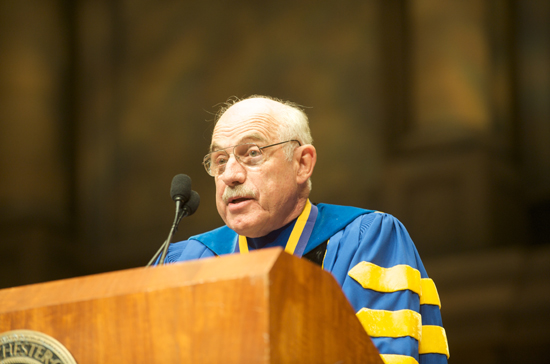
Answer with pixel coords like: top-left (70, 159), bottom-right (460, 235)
top-left (0, 248), bottom-right (382, 363)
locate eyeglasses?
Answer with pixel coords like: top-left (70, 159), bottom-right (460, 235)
top-left (202, 139), bottom-right (301, 177)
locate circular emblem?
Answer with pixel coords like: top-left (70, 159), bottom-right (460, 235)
top-left (0, 330), bottom-right (77, 364)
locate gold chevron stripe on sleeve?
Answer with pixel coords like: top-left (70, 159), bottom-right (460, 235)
top-left (420, 278), bottom-right (441, 308)
top-left (380, 354), bottom-right (419, 364)
top-left (356, 308), bottom-right (422, 340)
top-left (419, 325), bottom-right (450, 358)
top-left (348, 261), bottom-right (421, 295)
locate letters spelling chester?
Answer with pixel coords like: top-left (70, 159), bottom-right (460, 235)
top-left (1, 341), bottom-right (62, 363)
top-left (0, 330), bottom-right (77, 364)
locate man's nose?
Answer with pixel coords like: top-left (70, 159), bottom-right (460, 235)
top-left (220, 154), bottom-right (246, 186)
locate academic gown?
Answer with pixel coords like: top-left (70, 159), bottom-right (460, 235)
top-left (161, 203), bottom-right (449, 364)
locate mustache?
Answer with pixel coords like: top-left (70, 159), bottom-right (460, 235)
top-left (222, 184), bottom-right (257, 204)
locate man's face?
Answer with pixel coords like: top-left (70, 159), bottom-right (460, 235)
top-left (211, 99), bottom-right (301, 238)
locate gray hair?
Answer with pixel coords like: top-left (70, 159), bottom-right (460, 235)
top-left (216, 95), bottom-right (314, 190)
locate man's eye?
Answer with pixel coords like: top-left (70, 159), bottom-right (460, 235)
top-left (248, 149), bottom-right (261, 157)
top-left (214, 155), bottom-right (228, 165)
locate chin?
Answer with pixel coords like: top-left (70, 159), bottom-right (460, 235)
top-left (227, 219), bottom-right (264, 238)
top-left (229, 224), bottom-right (257, 237)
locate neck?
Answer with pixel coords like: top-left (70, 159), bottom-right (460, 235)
top-left (281, 196), bottom-right (308, 227)
top-left (239, 198), bottom-right (317, 257)
top-left (241, 196), bottom-right (308, 238)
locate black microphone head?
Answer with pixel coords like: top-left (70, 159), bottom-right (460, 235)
top-left (183, 190), bottom-right (200, 216)
top-left (170, 174), bottom-right (192, 203)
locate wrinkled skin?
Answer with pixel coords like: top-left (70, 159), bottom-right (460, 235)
top-left (211, 98), bottom-right (316, 238)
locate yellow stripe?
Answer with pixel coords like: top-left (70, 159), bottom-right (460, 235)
top-left (348, 262), bottom-right (421, 295)
top-left (238, 235), bottom-right (248, 254)
top-left (356, 309), bottom-right (422, 340)
top-left (284, 199), bottom-right (312, 255)
top-left (420, 278), bottom-right (441, 308)
top-left (381, 354), bottom-right (419, 364)
top-left (419, 325), bottom-right (450, 358)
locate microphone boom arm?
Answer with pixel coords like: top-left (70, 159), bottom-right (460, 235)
top-left (147, 199), bottom-right (183, 267)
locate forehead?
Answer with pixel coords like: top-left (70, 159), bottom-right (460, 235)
top-left (211, 99), bottom-right (283, 150)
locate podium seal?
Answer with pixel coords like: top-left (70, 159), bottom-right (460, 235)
top-left (0, 330), bottom-right (77, 364)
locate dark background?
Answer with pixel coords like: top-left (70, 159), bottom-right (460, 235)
top-left (1, 1), bottom-right (549, 362)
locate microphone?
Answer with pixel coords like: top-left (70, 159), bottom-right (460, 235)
top-left (170, 174), bottom-right (192, 204)
top-left (146, 174), bottom-right (196, 267)
top-left (181, 190), bottom-right (200, 218)
top-left (170, 190), bottom-right (201, 235)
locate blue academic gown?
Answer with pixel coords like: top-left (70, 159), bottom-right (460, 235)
top-left (162, 203), bottom-right (449, 364)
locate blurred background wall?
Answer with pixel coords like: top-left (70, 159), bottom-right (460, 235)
top-left (1, 0), bottom-right (549, 362)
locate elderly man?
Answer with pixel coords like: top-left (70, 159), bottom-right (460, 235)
top-left (164, 95), bottom-right (449, 364)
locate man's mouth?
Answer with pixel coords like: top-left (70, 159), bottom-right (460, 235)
top-left (222, 185), bottom-right (258, 206)
top-left (228, 197), bottom-right (253, 205)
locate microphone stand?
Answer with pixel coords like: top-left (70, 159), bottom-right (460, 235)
top-left (146, 199), bottom-right (184, 267)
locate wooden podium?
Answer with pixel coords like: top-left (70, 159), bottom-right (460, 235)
top-left (0, 248), bottom-right (382, 363)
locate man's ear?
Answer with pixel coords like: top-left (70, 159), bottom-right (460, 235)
top-left (295, 144), bottom-right (317, 185)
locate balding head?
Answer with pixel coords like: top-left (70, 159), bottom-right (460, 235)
top-left (213, 96), bottom-right (313, 158)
